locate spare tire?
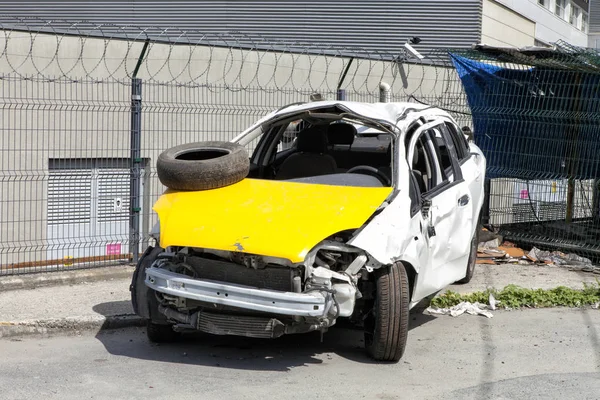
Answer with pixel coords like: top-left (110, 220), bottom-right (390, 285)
top-left (157, 141), bottom-right (249, 191)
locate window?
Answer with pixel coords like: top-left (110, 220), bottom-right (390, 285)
top-left (410, 137), bottom-right (433, 193)
top-left (538, 0), bottom-right (548, 8)
top-left (408, 121), bottom-right (464, 194)
top-left (555, 0), bottom-right (567, 19)
top-left (444, 122), bottom-right (470, 161)
top-left (276, 119), bottom-right (304, 153)
top-left (570, 4), bottom-right (582, 27)
top-left (582, 11), bottom-right (589, 33)
top-left (238, 125), bottom-right (265, 157)
top-left (430, 128), bottom-right (453, 173)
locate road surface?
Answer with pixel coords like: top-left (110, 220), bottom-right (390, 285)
top-left (1, 308), bottom-right (599, 400)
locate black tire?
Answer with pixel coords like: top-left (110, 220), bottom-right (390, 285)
top-left (456, 230), bottom-right (478, 284)
top-left (130, 246), bottom-right (163, 319)
top-left (146, 320), bottom-right (180, 343)
top-left (364, 262), bottom-right (410, 362)
top-left (157, 141), bottom-right (249, 191)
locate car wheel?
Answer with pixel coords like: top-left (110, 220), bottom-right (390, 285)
top-left (364, 261), bottom-right (409, 362)
top-left (157, 141), bottom-right (249, 191)
top-left (146, 320), bottom-right (180, 343)
top-left (456, 228), bottom-right (478, 284)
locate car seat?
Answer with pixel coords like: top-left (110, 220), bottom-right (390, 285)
top-left (276, 126), bottom-right (337, 180)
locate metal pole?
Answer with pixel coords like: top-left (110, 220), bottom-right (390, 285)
top-left (129, 77), bottom-right (142, 263)
top-left (565, 72), bottom-right (582, 224)
top-left (593, 178), bottom-right (600, 221)
top-left (336, 57), bottom-right (354, 100)
top-left (128, 40), bottom-right (150, 264)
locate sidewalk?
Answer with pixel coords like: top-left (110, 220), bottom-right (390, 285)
top-left (0, 263), bottom-right (598, 338)
top-left (0, 266), bottom-right (141, 338)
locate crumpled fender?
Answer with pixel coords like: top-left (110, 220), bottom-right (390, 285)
top-left (130, 245), bottom-right (168, 322)
top-left (349, 193), bottom-right (424, 274)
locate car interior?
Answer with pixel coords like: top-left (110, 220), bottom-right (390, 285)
top-left (247, 117), bottom-right (394, 187)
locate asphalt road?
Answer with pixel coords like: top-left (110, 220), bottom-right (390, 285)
top-left (1, 309), bottom-right (599, 400)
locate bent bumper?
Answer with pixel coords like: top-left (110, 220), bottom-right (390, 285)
top-left (145, 267), bottom-right (327, 317)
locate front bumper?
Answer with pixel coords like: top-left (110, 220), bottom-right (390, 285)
top-left (145, 267), bottom-right (327, 317)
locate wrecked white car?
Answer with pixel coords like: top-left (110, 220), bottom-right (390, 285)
top-left (130, 101), bottom-right (486, 362)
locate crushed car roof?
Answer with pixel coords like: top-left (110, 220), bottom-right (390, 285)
top-left (271, 101), bottom-right (452, 126)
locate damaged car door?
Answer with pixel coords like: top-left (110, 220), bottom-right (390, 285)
top-left (407, 121), bottom-right (474, 300)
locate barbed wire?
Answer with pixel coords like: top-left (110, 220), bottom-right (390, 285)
top-left (0, 15), bottom-right (468, 109)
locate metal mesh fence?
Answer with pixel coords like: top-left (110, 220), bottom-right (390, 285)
top-left (1, 17), bottom-right (470, 275)
top-left (451, 43), bottom-right (600, 259)
top-left (1, 16), bottom-right (598, 275)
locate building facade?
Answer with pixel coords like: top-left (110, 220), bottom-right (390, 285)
top-left (0, 0), bottom-right (592, 54)
top-left (482, 0), bottom-right (589, 48)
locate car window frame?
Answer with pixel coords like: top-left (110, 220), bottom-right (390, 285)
top-left (407, 119), bottom-right (463, 199)
top-left (428, 124), bottom-right (464, 183)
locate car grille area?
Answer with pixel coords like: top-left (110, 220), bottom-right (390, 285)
top-left (185, 256), bottom-right (295, 292)
top-left (197, 311), bottom-right (286, 338)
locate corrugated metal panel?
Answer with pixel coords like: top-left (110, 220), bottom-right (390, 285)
top-left (590, 0), bottom-right (600, 33)
top-left (0, 0), bottom-right (482, 53)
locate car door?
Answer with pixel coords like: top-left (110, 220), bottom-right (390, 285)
top-left (407, 121), bottom-right (474, 301)
top-left (442, 121), bottom-right (485, 233)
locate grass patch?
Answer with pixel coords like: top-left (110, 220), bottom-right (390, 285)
top-left (431, 281), bottom-right (600, 309)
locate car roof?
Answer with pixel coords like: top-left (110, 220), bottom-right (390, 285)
top-left (271, 101), bottom-right (454, 128)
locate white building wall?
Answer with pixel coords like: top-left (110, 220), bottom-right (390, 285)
top-left (486, 0), bottom-right (588, 47)
top-left (483, 0), bottom-right (536, 47)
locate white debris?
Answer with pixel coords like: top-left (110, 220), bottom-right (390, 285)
top-left (426, 301), bottom-right (493, 318)
top-left (488, 293), bottom-right (499, 310)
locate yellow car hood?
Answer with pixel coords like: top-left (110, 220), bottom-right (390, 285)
top-left (154, 178), bottom-right (392, 263)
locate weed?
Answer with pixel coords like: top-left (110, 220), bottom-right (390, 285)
top-left (430, 281), bottom-right (600, 309)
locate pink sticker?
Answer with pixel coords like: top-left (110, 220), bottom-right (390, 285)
top-left (106, 243), bottom-right (121, 255)
top-left (520, 189), bottom-right (529, 199)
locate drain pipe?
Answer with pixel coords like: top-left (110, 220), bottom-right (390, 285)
top-left (379, 81), bottom-right (391, 103)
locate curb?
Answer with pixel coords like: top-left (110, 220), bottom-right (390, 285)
top-left (0, 265), bottom-right (135, 292)
top-left (0, 314), bottom-right (145, 339)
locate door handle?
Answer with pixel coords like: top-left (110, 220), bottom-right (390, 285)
top-left (458, 194), bottom-right (470, 207)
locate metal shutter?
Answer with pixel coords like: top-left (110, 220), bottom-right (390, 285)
top-left (47, 170), bottom-right (92, 225)
top-left (97, 169), bottom-right (131, 223)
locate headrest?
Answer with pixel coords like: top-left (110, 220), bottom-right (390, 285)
top-left (296, 125), bottom-right (328, 153)
top-left (327, 123), bottom-right (356, 146)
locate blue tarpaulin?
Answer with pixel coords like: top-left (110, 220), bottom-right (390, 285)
top-left (450, 53), bottom-right (600, 180)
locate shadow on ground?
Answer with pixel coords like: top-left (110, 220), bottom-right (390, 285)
top-left (93, 300), bottom-right (436, 372)
top-left (92, 301), bottom-right (134, 317)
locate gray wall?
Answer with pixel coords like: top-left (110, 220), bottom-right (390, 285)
top-left (0, 0), bottom-right (482, 54)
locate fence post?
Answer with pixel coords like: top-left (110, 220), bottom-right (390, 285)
top-left (129, 77), bottom-right (143, 263)
top-left (593, 179), bottom-right (599, 221)
top-left (128, 40), bottom-right (150, 264)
